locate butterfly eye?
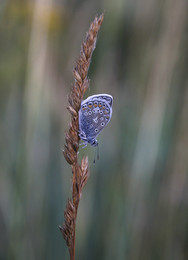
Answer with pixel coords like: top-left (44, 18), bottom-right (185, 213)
top-left (95, 128), bottom-right (99, 133)
top-left (100, 111), bottom-right (103, 115)
top-left (88, 111), bottom-right (92, 115)
top-left (94, 101), bottom-right (98, 107)
top-left (101, 122), bottom-right (105, 126)
top-left (82, 104), bottom-right (87, 110)
top-left (88, 102), bottom-right (93, 108)
top-left (99, 102), bottom-right (102, 107)
top-left (104, 108), bottom-right (109, 114)
top-left (102, 103), bottom-right (106, 109)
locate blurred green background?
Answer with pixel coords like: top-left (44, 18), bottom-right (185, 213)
top-left (0, 0), bottom-right (188, 259)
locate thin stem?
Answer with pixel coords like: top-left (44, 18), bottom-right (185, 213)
top-left (59, 14), bottom-right (104, 260)
top-left (72, 211), bottom-right (77, 260)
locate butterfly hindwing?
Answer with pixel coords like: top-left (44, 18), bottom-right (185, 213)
top-left (79, 94), bottom-right (113, 145)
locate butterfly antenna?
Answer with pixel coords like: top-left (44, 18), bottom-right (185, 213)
top-left (93, 143), bottom-right (99, 164)
top-left (97, 143), bottom-right (99, 160)
top-left (93, 147), bottom-right (97, 164)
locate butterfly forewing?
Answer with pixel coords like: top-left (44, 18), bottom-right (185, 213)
top-left (82, 94), bottom-right (113, 107)
top-left (94, 95), bottom-right (113, 107)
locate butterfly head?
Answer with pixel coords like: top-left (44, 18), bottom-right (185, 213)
top-left (89, 138), bottom-right (98, 147)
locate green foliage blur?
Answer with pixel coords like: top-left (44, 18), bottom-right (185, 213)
top-left (0, 0), bottom-right (188, 259)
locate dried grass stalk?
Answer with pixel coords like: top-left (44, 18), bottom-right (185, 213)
top-left (59, 14), bottom-right (104, 260)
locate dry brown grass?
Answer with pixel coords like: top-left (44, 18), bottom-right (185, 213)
top-left (59, 14), bottom-right (104, 260)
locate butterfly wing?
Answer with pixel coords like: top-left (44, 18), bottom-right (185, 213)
top-left (79, 96), bottom-right (112, 141)
top-left (82, 94), bottom-right (113, 107)
top-left (94, 94), bottom-right (113, 107)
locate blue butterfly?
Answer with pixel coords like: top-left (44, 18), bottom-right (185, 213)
top-left (79, 94), bottom-right (113, 148)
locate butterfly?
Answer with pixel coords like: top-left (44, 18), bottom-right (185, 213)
top-left (79, 94), bottom-right (113, 148)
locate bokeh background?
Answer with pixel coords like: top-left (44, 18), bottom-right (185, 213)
top-left (0, 0), bottom-right (188, 259)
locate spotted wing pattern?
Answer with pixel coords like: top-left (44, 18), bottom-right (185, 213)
top-left (79, 94), bottom-right (113, 142)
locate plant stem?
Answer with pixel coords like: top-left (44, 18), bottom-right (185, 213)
top-left (59, 14), bottom-right (104, 260)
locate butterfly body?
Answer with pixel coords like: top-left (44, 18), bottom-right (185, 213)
top-left (79, 94), bottom-right (113, 147)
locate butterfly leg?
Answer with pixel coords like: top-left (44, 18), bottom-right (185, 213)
top-left (79, 141), bottom-right (88, 149)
